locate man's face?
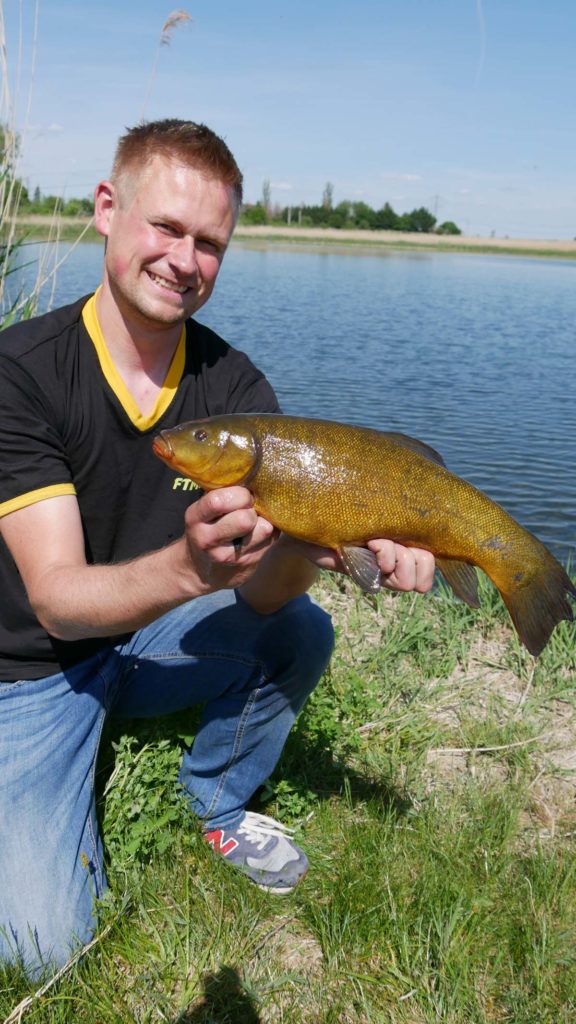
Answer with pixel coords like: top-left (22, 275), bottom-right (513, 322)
top-left (94, 156), bottom-right (238, 329)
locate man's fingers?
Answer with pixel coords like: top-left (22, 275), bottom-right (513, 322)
top-left (367, 538), bottom-right (397, 575)
top-left (184, 487), bottom-right (277, 566)
top-left (191, 486), bottom-right (255, 523)
top-left (371, 543), bottom-right (435, 593)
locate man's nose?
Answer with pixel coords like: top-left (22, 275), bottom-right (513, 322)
top-left (170, 235), bottom-right (197, 275)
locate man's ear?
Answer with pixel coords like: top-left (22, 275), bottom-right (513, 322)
top-left (93, 181), bottom-right (115, 238)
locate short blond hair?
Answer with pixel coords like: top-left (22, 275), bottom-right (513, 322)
top-left (111, 119), bottom-right (243, 205)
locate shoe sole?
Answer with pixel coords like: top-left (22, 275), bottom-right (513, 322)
top-left (253, 864), bottom-right (309, 895)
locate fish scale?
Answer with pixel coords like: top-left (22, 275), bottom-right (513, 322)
top-left (153, 413), bottom-right (575, 657)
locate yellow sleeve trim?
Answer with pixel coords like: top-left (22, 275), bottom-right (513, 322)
top-left (82, 290), bottom-right (186, 431)
top-left (0, 483), bottom-right (77, 519)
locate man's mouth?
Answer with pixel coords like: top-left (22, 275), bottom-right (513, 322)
top-left (147, 271), bottom-right (189, 295)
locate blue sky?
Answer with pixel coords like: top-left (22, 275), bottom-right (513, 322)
top-left (3, 0), bottom-right (575, 239)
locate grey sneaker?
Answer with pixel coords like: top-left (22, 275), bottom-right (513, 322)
top-left (203, 811), bottom-right (309, 894)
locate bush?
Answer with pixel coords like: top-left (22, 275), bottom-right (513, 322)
top-left (437, 220), bottom-right (462, 235)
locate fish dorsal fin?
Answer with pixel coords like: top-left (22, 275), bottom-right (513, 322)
top-left (382, 432), bottom-right (447, 468)
top-left (340, 545), bottom-right (382, 593)
top-left (436, 557), bottom-right (480, 608)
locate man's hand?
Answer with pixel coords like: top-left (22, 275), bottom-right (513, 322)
top-left (272, 535), bottom-right (436, 595)
top-left (366, 538), bottom-right (435, 593)
top-left (182, 487), bottom-right (278, 591)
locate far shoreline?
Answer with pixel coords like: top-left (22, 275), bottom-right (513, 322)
top-left (232, 224), bottom-right (576, 260)
top-left (8, 216), bottom-right (576, 260)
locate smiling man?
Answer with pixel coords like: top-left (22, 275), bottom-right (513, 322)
top-left (0, 119), bottom-right (434, 975)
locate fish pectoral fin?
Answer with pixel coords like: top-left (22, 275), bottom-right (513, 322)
top-left (340, 546), bottom-right (382, 593)
top-left (381, 432), bottom-right (447, 468)
top-left (436, 557), bottom-right (480, 608)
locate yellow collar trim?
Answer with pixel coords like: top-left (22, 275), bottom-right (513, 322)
top-left (81, 289), bottom-right (186, 431)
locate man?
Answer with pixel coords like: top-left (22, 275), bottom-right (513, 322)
top-left (0, 120), bottom-right (434, 974)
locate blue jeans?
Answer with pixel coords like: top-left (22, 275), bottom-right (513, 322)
top-left (0, 589), bottom-right (333, 975)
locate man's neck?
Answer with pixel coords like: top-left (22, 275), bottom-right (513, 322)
top-left (95, 284), bottom-right (184, 417)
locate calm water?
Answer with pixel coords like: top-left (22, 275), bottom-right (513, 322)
top-left (10, 240), bottom-right (576, 565)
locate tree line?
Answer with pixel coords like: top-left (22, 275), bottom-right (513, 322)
top-left (15, 185), bottom-right (94, 218)
top-left (240, 180), bottom-right (461, 235)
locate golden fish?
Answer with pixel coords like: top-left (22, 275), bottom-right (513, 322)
top-left (153, 414), bottom-right (575, 656)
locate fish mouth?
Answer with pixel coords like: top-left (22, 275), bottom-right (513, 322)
top-left (152, 433), bottom-right (174, 462)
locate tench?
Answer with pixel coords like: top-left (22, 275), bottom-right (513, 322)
top-left (152, 414), bottom-right (575, 657)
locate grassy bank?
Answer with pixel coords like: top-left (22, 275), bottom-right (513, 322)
top-left (5, 217), bottom-right (100, 243)
top-left (2, 574), bottom-right (575, 1023)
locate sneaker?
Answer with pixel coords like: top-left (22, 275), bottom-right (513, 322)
top-left (203, 811), bottom-right (309, 894)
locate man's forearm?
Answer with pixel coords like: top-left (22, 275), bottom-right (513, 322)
top-left (37, 535), bottom-right (318, 640)
top-left (2, 487), bottom-right (279, 643)
top-left (32, 538), bottom-right (206, 641)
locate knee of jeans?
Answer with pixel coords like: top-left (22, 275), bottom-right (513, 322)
top-left (271, 596), bottom-right (335, 684)
top-left (306, 600), bottom-right (335, 670)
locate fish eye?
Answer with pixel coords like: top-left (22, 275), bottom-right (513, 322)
top-left (194, 429), bottom-right (208, 442)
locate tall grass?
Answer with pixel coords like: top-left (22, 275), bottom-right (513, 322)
top-left (0, 0), bottom-right (76, 326)
top-left (0, 0), bottom-right (37, 323)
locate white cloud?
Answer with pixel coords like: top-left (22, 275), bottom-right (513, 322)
top-left (380, 172), bottom-right (422, 182)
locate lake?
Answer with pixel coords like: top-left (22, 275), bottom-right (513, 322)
top-left (9, 240), bottom-right (576, 566)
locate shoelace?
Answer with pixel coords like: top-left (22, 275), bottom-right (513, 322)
top-left (237, 812), bottom-right (295, 850)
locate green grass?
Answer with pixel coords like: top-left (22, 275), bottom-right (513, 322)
top-left (2, 574), bottom-right (575, 1023)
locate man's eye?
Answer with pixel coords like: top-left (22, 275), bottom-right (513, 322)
top-left (197, 239), bottom-right (221, 255)
top-left (155, 222), bottom-right (178, 235)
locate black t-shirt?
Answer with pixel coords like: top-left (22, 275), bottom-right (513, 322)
top-left (0, 293), bottom-right (280, 680)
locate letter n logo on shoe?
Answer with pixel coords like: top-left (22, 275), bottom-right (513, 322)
top-left (204, 829), bottom-right (239, 857)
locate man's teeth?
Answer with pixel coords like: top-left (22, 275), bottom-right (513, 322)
top-left (149, 272), bottom-right (188, 294)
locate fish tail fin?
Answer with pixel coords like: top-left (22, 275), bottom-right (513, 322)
top-left (498, 560), bottom-right (575, 657)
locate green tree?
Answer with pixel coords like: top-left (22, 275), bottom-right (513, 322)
top-left (404, 207), bottom-right (437, 233)
top-left (373, 202), bottom-right (399, 230)
top-left (328, 207), bottom-right (348, 229)
top-left (350, 201), bottom-right (375, 229)
top-left (239, 202), bottom-right (268, 225)
top-left (395, 213), bottom-right (412, 231)
top-left (63, 196), bottom-right (94, 217)
top-left (37, 194), bottom-right (62, 215)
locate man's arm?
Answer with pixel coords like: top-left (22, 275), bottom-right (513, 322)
top-left (1, 488), bottom-right (436, 641)
top-left (239, 534), bottom-right (436, 614)
top-left (0, 489), bottom-right (277, 641)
